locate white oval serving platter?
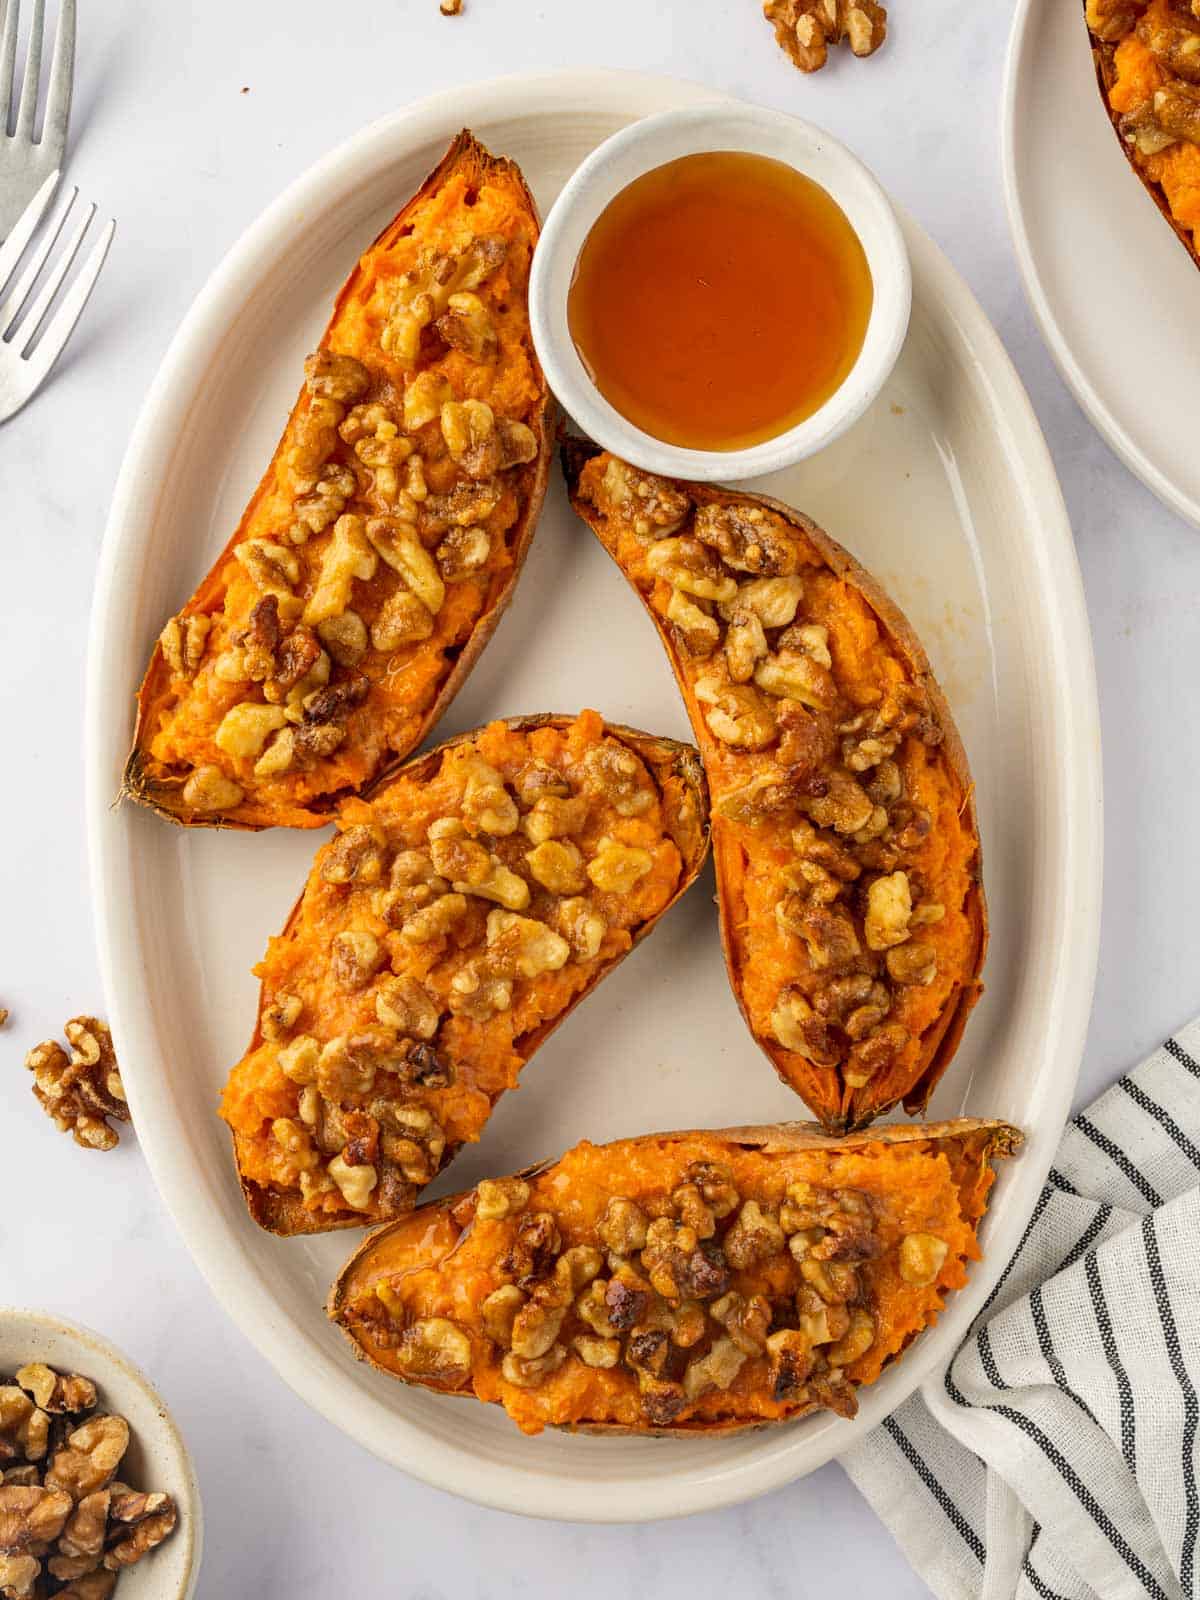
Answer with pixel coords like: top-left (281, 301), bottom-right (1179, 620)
top-left (1003, 0), bottom-right (1200, 531)
top-left (87, 70), bottom-right (1102, 1523)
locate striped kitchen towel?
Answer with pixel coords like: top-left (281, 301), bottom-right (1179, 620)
top-left (844, 1021), bottom-right (1200, 1600)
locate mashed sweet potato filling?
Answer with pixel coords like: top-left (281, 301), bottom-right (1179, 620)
top-left (1099, 0), bottom-right (1200, 252)
top-left (220, 712), bottom-right (704, 1231)
top-left (128, 135), bottom-right (548, 829)
top-left (569, 451), bottom-right (983, 1132)
top-left (332, 1125), bottom-right (1017, 1435)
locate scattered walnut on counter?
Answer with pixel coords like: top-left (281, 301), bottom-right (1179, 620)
top-left (439, 0), bottom-right (463, 15)
top-left (764, 0), bottom-right (887, 73)
top-left (24, 1019), bottom-right (130, 1153)
top-left (0, 1365), bottom-right (178, 1597)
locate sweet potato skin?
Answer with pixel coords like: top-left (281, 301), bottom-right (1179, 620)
top-left (1085, 1), bottom-right (1200, 272)
top-left (228, 714), bottom-right (711, 1236)
top-left (562, 439), bottom-right (987, 1133)
top-left (124, 131), bottom-right (553, 831)
top-left (328, 1118), bottom-right (1021, 1437)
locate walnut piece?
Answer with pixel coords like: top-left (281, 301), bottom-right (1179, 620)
top-left (764, 0), bottom-right (887, 73)
top-left (25, 1018), bottom-right (130, 1152)
top-left (0, 1364), bottom-right (179, 1597)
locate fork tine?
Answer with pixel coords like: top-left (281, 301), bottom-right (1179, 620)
top-left (0, 182), bottom-right (71, 336)
top-left (14, 0), bottom-right (43, 140)
top-left (0, 168), bottom-right (57, 292)
top-left (22, 214), bottom-right (113, 385)
top-left (15, 187), bottom-right (88, 352)
top-left (0, 0), bottom-right (18, 132)
top-left (40, 0), bottom-right (72, 157)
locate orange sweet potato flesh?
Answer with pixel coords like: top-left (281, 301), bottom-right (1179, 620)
top-left (329, 1119), bottom-right (1021, 1437)
top-left (124, 131), bottom-right (552, 830)
top-left (1086, 0), bottom-right (1200, 268)
top-left (220, 711), bottom-right (710, 1235)
top-left (564, 443), bottom-right (986, 1133)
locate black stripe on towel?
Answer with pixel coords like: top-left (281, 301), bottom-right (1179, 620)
top-left (943, 1368), bottom-right (1170, 1600)
top-left (977, 1324), bottom-right (1010, 1391)
top-left (1046, 1167), bottom-right (1080, 1195)
top-left (1060, 1204), bottom-right (1113, 1274)
top-left (1074, 1114), bottom-right (1163, 1207)
top-left (1083, 1234), bottom-right (1136, 1474)
top-left (1021, 1558), bottom-right (1072, 1600)
top-left (1119, 1076), bottom-right (1200, 1172)
top-left (1143, 1212), bottom-right (1199, 1594)
top-left (1163, 1035), bottom-right (1200, 1078)
top-left (1030, 1284), bottom-right (1100, 1429)
top-left (1022, 1532), bottom-right (1074, 1600)
top-left (880, 1414), bottom-right (985, 1565)
top-left (978, 1185), bottom-right (1055, 1321)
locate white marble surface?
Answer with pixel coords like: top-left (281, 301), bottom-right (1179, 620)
top-left (4, 0), bottom-right (1200, 1594)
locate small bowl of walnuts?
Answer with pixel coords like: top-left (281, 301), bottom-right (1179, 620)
top-left (0, 1310), bottom-right (200, 1600)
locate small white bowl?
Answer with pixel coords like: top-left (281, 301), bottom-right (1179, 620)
top-left (0, 1309), bottom-right (202, 1600)
top-left (530, 103), bottom-right (912, 482)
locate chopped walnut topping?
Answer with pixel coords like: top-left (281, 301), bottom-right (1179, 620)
top-left (682, 1336), bottom-right (747, 1402)
top-left (394, 1319), bottom-right (472, 1384)
top-left (556, 897), bottom-right (606, 960)
top-left (328, 1150), bottom-right (378, 1210)
top-left (501, 1347), bottom-right (567, 1388)
top-left (476, 1177), bottom-right (531, 1222)
top-left (26, 1019), bottom-right (129, 1152)
top-left (374, 975), bottom-right (439, 1038)
top-left (525, 839), bottom-right (585, 894)
top-left (597, 1198), bottom-right (650, 1256)
top-left (694, 676), bottom-right (777, 749)
top-left (481, 1285), bottom-right (524, 1344)
top-left (587, 837), bottom-right (654, 894)
top-left (331, 929), bottom-right (384, 989)
top-left (322, 823), bottom-right (387, 885)
top-left (864, 870), bottom-right (912, 950)
top-left (596, 458), bottom-right (691, 539)
top-left (695, 503), bottom-right (802, 576)
top-left (645, 537), bottom-right (738, 604)
top-left (522, 792), bottom-right (588, 845)
top-left (573, 1335), bottom-right (620, 1369)
top-left (366, 515), bottom-right (445, 616)
top-left (666, 588), bottom-right (720, 656)
top-left (158, 612), bottom-right (210, 678)
top-left (723, 1200), bottom-right (786, 1269)
top-left (899, 1232), bottom-right (949, 1286)
top-left (305, 349), bottom-right (371, 403)
top-left (181, 765), bottom-right (243, 813)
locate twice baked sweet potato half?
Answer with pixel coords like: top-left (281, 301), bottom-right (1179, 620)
top-left (220, 711), bottom-right (710, 1234)
top-left (125, 131), bottom-right (552, 829)
top-left (1085, 0), bottom-right (1200, 270)
top-left (330, 1119), bottom-right (1020, 1436)
top-left (565, 444), bottom-right (986, 1133)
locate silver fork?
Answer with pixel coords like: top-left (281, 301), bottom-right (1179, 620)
top-left (0, 169), bottom-right (112, 421)
top-left (0, 0), bottom-right (75, 237)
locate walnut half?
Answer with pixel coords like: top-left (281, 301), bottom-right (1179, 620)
top-left (764, 0), bottom-right (887, 73)
top-left (25, 1018), bottom-right (129, 1152)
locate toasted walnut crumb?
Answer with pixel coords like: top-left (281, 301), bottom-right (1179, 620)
top-left (899, 1231), bottom-right (949, 1286)
top-left (440, 0), bottom-right (462, 13)
top-left (25, 1018), bottom-right (129, 1152)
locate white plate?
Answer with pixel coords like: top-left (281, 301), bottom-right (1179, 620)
top-left (87, 70), bottom-right (1102, 1523)
top-left (1003, 0), bottom-right (1200, 530)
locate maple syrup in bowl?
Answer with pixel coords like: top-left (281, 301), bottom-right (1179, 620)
top-left (530, 104), bottom-right (911, 481)
top-left (568, 152), bottom-right (874, 453)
